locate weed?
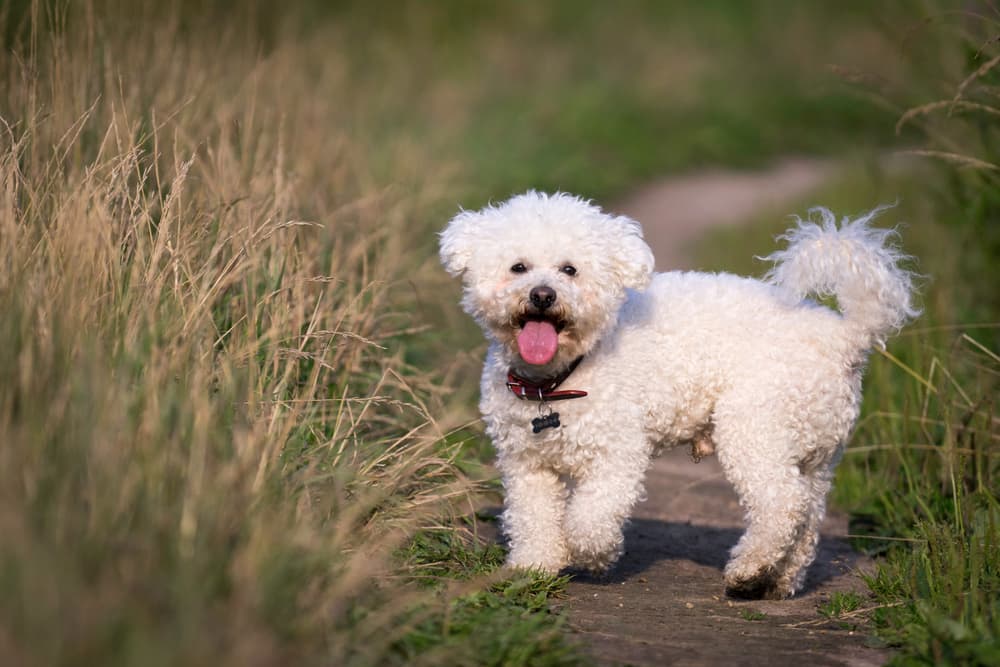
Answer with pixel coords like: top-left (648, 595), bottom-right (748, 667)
top-left (403, 530), bottom-right (507, 583)
top-left (820, 592), bottom-right (866, 619)
top-left (391, 571), bottom-right (582, 667)
top-left (844, 8), bottom-right (1000, 662)
top-left (740, 609), bottom-right (767, 622)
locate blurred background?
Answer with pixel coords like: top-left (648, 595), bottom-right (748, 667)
top-left (0, 1), bottom-right (996, 665)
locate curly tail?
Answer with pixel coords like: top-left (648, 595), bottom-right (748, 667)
top-left (763, 205), bottom-right (921, 349)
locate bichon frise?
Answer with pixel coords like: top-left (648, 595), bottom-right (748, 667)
top-left (440, 191), bottom-right (918, 599)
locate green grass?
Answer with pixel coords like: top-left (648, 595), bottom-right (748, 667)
top-left (395, 573), bottom-right (581, 665)
top-left (820, 592), bottom-right (867, 620)
top-left (837, 18), bottom-right (1000, 663)
top-left (740, 609), bottom-right (767, 622)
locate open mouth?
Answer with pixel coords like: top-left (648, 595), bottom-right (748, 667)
top-left (517, 313), bottom-right (566, 333)
top-left (515, 313), bottom-right (566, 365)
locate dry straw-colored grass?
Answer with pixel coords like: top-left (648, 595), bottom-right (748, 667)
top-left (0, 2), bottom-right (480, 664)
top-left (893, 12), bottom-right (1000, 176)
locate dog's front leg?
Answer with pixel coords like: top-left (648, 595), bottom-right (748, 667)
top-left (563, 447), bottom-right (649, 572)
top-left (499, 462), bottom-right (569, 573)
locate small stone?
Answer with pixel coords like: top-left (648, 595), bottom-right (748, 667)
top-left (685, 602), bottom-right (694, 609)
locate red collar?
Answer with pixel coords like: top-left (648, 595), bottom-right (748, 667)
top-left (506, 356), bottom-right (588, 402)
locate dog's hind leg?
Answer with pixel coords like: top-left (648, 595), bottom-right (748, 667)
top-left (774, 464), bottom-right (836, 595)
top-left (714, 424), bottom-right (818, 599)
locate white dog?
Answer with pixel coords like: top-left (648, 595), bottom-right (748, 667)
top-left (440, 191), bottom-right (917, 599)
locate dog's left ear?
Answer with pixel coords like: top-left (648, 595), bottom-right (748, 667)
top-left (439, 209), bottom-right (479, 278)
top-left (609, 215), bottom-right (654, 290)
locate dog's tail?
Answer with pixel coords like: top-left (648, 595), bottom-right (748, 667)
top-left (763, 205), bottom-right (920, 349)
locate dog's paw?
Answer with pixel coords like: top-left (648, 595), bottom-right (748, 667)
top-left (569, 550), bottom-right (621, 574)
top-left (724, 565), bottom-right (790, 600)
top-left (566, 533), bottom-right (624, 573)
top-left (505, 548), bottom-right (568, 575)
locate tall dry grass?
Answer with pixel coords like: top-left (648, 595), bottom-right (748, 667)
top-left (0, 2), bottom-right (479, 664)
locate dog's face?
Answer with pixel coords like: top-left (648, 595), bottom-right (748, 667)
top-left (440, 192), bottom-right (654, 375)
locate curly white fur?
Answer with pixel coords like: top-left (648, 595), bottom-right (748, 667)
top-left (763, 205), bottom-right (921, 349)
top-left (440, 191), bottom-right (919, 599)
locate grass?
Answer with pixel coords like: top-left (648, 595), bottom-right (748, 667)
top-left (0, 1), bottom-right (492, 664)
top-left (393, 528), bottom-right (582, 665)
top-left (1, 0), bottom-right (992, 664)
top-left (740, 609), bottom-right (767, 622)
top-left (830, 14), bottom-right (1000, 663)
top-left (820, 592), bottom-right (867, 620)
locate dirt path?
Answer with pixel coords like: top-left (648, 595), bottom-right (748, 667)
top-left (620, 157), bottom-right (834, 271)
top-left (559, 158), bottom-right (890, 666)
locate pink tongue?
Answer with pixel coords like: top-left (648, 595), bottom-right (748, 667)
top-left (517, 320), bottom-right (559, 365)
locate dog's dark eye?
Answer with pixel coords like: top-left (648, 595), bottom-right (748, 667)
top-left (560, 265), bottom-right (577, 277)
top-left (510, 263), bottom-right (528, 274)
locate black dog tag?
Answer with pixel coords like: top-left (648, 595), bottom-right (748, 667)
top-left (532, 411), bottom-right (561, 433)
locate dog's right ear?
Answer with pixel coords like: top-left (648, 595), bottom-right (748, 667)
top-left (439, 209), bottom-right (479, 277)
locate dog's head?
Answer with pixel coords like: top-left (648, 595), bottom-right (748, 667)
top-left (440, 191), bottom-right (654, 376)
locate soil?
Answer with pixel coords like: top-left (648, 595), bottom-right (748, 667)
top-left (560, 158), bottom-right (891, 666)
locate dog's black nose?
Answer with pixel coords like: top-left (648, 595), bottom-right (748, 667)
top-left (530, 285), bottom-right (557, 310)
